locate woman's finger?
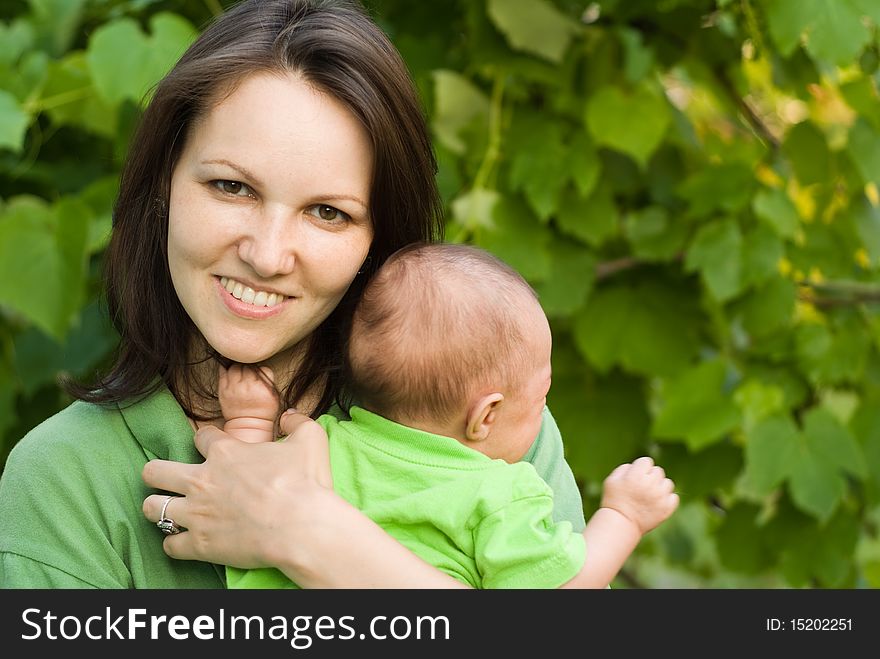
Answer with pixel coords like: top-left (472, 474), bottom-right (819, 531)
top-left (192, 424), bottom-right (235, 459)
top-left (141, 459), bottom-right (201, 494)
top-left (142, 493), bottom-right (188, 526)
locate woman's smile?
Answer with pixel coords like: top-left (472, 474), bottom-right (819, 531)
top-left (216, 276), bottom-right (290, 319)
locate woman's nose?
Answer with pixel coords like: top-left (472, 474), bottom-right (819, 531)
top-left (237, 205), bottom-right (297, 277)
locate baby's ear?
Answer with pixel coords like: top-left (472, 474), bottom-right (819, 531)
top-left (465, 393), bottom-right (504, 442)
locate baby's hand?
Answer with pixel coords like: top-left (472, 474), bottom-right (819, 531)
top-left (600, 456), bottom-right (679, 535)
top-left (218, 364), bottom-right (280, 421)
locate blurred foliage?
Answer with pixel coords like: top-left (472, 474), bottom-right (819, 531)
top-left (2, 0), bottom-right (880, 588)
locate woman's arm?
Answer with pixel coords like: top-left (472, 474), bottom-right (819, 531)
top-left (142, 416), bottom-right (468, 588)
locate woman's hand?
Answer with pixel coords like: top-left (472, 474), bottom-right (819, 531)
top-left (142, 411), bottom-right (333, 573)
top-left (143, 411), bottom-right (467, 588)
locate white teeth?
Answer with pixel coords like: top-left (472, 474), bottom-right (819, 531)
top-left (220, 277), bottom-right (285, 308)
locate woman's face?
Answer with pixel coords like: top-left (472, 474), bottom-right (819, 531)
top-left (168, 71), bottom-right (374, 368)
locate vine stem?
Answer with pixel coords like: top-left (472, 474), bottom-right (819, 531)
top-left (471, 74), bottom-right (506, 192)
top-left (203, 0), bottom-right (224, 17)
top-left (24, 86), bottom-right (92, 114)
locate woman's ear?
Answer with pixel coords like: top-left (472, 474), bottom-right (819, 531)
top-left (465, 393), bottom-right (504, 441)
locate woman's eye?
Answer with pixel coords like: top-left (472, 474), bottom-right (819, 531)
top-left (212, 180), bottom-right (253, 197)
top-left (307, 204), bottom-right (351, 223)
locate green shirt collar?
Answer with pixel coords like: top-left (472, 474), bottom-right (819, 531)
top-left (117, 385), bottom-right (200, 462)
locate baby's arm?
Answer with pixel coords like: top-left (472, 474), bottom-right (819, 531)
top-left (218, 364), bottom-right (280, 444)
top-left (560, 456), bottom-right (679, 589)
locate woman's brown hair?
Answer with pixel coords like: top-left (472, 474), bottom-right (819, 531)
top-left (66, 0), bottom-right (443, 418)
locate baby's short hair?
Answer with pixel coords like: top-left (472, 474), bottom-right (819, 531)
top-left (346, 242), bottom-right (542, 424)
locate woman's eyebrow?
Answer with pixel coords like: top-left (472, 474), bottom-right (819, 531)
top-left (201, 158), bottom-right (366, 209)
top-left (318, 193), bottom-right (368, 210)
top-left (201, 158), bottom-right (263, 187)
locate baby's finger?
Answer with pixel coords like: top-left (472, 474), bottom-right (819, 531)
top-left (603, 462), bottom-right (631, 483)
top-left (630, 456), bottom-right (655, 474)
top-left (259, 365), bottom-right (276, 384)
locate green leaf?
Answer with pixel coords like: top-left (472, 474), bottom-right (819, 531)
top-left (819, 389), bottom-right (859, 425)
top-left (752, 187), bottom-right (800, 239)
top-left (736, 275), bottom-right (796, 338)
top-left (802, 407), bottom-right (867, 480)
top-left (618, 27), bottom-right (654, 83)
top-left (733, 379), bottom-right (786, 431)
top-left (0, 197), bottom-right (65, 338)
top-left (684, 218), bottom-right (743, 302)
top-left (777, 509), bottom-right (860, 586)
top-left (840, 77), bottom-right (880, 132)
top-left (851, 0), bottom-right (880, 23)
top-left (795, 316), bottom-right (870, 385)
top-left (3, 50), bottom-right (47, 104)
top-left (848, 118), bottom-right (880, 184)
top-left (0, 89), bottom-right (29, 152)
top-left (656, 442), bottom-right (743, 501)
top-left (555, 180), bottom-right (619, 247)
top-left (486, 0), bottom-right (580, 63)
top-left (0, 364), bottom-right (17, 446)
top-left (849, 195), bottom-right (880, 265)
top-left (802, 0), bottom-right (872, 66)
top-left (451, 187), bottom-right (499, 231)
top-left (585, 84), bottom-right (671, 167)
top-left (568, 130), bottom-right (601, 198)
top-left (79, 175), bottom-right (118, 254)
top-left (743, 414), bottom-right (799, 496)
top-left (86, 18), bottom-right (152, 106)
top-left (473, 195), bottom-right (551, 281)
top-left (54, 197), bottom-right (91, 324)
top-left (431, 70), bottom-right (489, 155)
top-left (782, 121), bottom-right (831, 186)
top-left (28, 0), bottom-right (87, 56)
top-left (42, 52), bottom-right (116, 137)
top-left (788, 446), bottom-right (845, 522)
top-left (741, 225), bottom-right (784, 289)
top-left (0, 195), bottom-right (90, 339)
top-left (12, 300), bottom-right (117, 396)
top-left (652, 359), bottom-right (742, 450)
top-left (625, 206), bottom-right (689, 261)
top-left (507, 114), bottom-right (568, 220)
top-left (677, 163), bottom-right (754, 217)
top-left (550, 365), bottom-right (650, 483)
top-left (534, 239), bottom-right (596, 317)
top-left (715, 503), bottom-right (769, 574)
top-left (765, 0), bottom-right (872, 65)
top-left (849, 400), bottom-right (880, 489)
top-left (574, 281), bottom-right (700, 377)
top-left (141, 13), bottom-right (197, 99)
top-left (0, 19), bottom-right (35, 67)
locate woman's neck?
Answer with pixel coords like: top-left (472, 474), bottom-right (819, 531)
top-left (175, 339), bottom-right (322, 423)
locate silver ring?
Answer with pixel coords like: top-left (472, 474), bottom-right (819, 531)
top-left (157, 495), bottom-right (182, 535)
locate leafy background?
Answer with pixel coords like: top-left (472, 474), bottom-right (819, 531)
top-left (2, 0), bottom-right (880, 588)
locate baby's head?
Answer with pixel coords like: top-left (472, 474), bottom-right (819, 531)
top-left (346, 243), bottom-right (551, 462)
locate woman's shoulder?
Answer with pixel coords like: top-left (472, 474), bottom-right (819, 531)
top-left (4, 399), bottom-right (129, 471)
